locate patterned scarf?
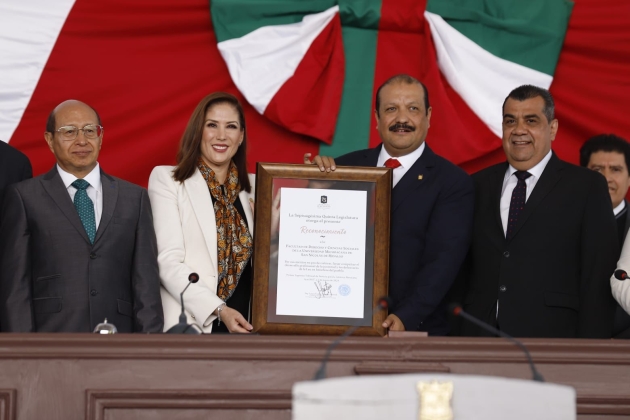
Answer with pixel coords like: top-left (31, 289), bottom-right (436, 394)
top-left (197, 158), bottom-right (253, 300)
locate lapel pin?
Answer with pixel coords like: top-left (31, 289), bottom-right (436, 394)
top-left (418, 175), bottom-right (423, 180)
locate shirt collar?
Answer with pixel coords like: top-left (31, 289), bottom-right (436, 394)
top-left (614, 200), bottom-right (626, 217)
top-left (57, 163), bottom-right (101, 191)
top-left (377, 141), bottom-right (426, 168)
top-left (506, 149), bottom-right (553, 181)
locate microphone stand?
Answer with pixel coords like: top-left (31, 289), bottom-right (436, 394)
top-left (166, 273), bottom-right (202, 334)
top-left (313, 297), bottom-right (391, 380)
top-left (313, 324), bottom-right (361, 381)
top-left (451, 304), bottom-right (544, 382)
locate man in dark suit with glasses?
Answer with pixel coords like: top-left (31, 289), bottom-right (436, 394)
top-left (0, 100), bottom-right (163, 333)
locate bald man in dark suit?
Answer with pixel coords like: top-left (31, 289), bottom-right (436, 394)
top-left (0, 100), bottom-right (163, 333)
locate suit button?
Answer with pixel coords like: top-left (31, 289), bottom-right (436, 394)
top-left (499, 285), bottom-right (507, 292)
top-left (90, 253), bottom-right (97, 259)
top-left (90, 289), bottom-right (98, 296)
top-left (503, 251), bottom-right (510, 258)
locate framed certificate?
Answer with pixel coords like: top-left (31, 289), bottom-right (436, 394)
top-left (252, 163), bottom-right (391, 336)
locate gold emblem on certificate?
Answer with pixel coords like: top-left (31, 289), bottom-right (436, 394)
top-left (417, 380), bottom-right (453, 420)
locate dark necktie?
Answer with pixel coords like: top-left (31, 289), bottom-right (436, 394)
top-left (72, 179), bottom-right (96, 244)
top-left (384, 158), bottom-right (401, 169)
top-left (506, 171), bottom-right (532, 239)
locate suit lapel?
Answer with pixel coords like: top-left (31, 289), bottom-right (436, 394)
top-left (185, 170), bottom-right (218, 272)
top-left (490, 163), bottom-right (508, 237)
top-left (41, 167), bottom-right (92, 245)
top-left (95, 171), bottom-right (117, 244)
top-left (486, 163), bottom-right (508, 251)
top-left (390, 145), bottom-right (434, 213)
top-left (509, 153), bottom-right (563, 241)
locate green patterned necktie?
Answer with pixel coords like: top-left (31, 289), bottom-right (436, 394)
top-left (71, 179), bottom-right (96, 244)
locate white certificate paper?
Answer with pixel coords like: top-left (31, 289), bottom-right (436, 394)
top-left (275, 187), bottom-right (367, 318)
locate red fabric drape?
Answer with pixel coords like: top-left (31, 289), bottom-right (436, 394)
top-left (9, 0), bottom-right (320, 185)
top-left (7, 0), bottom-right (630, 186)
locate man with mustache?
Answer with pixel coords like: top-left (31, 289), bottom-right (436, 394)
top-left (0, 100), bottom-right (163, 332)
top-left (458, 85), bottom-right (617, 338)
top-left (305, 74), bottom-right (474, 335)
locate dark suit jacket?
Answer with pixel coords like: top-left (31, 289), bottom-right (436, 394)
top-left (461, 153), bottom-right (617, 338)
top-left (336, 144), bottom-right (474, 335)
top-left (0, 141), bottom-right (32, 216)
top-left (0, 166), bottom-right (164, 333)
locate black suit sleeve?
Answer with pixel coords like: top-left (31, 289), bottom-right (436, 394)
top-left (0, 144), bottom-right (32, 217)
top-left (394, 172), bottom-right (475, 330)
top-left (578, 174), bottom-right (618, 338)
top-left (0, 185), bottom-right (34, 332)
top-left (131, 188), bottom-right (164, 332)
top-left (20, 157), bottom-right (33, 182)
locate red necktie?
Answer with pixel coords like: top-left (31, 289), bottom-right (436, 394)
top-left (384, 158), bottom-right (401, 169)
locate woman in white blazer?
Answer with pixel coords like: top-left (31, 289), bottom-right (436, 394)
top-left (149, 92), bottom-right (254, 333)
top-left (612, 235), bottom-right (630, 316)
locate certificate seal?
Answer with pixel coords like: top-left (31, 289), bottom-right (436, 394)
top-left (338, 284), bottom-right (351, 296)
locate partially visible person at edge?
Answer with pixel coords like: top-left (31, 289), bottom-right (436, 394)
top-left (148, 92), bottom-right (255, 333)
top-left (581, 134), bottom-right (630, 338)
top-left (0, 140), bottom-right (32, 217)
top-left (0, 136), bottom-right (34, 332)
top-left (305, 74), bottom-right (475, 335)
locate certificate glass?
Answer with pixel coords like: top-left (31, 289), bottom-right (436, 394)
top-left (252, 163), bottom-right (391, 336)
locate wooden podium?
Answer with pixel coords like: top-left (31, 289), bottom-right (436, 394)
top-left (0, 334), bottom-right (627, 419)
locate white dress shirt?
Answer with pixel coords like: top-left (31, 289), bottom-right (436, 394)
top-left (500, 150), bottom-right (553, 235)
top-left (376, 142), bottom-right (425, 187)
top-left (57, 163), bottom-right (103, 228)
top-left (614, 200), bottom-right (626, 217)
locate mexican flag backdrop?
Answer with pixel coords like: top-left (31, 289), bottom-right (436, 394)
top-left (1, 0), bottom-right (629, 186)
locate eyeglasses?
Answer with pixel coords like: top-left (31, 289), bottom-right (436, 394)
top-left (53, 125), bottom-right (104, 141)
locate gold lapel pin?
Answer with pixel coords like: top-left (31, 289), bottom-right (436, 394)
top-left (418, 175), bottom-right (424, 180)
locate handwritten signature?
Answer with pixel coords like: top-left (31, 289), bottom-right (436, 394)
top-left (314, 280), bottom-right (333, 299)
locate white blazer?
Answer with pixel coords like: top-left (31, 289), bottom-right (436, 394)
top-left (148, 166), bottom-right (254, 333)
top-left (612, 234), bottom-right (630, 315)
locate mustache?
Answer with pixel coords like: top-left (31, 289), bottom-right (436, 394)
top-left (389, 122), bottom-right (415, 132)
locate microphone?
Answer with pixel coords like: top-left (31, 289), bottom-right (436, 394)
top-left (166, 273), bottom-right (202, 334)
top-left (449, 303), bottom-right (544, 382)
top-left (614, 269), bottom-right (628, 281)
top-left (313, 296), bottom-right (392, 380)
